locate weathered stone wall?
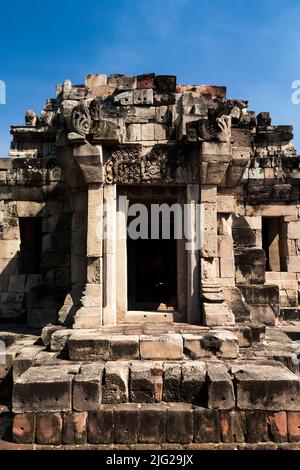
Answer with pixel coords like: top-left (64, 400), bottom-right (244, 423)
top-left (0, 157), bottom-right (72, 326)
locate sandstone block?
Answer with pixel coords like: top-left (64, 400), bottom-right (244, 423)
top-left (68, 333), bottom-right (110, 361)
top-left (13, 365), bottom-right (79, 412)
top-left (141, 123), bottom-right (155, 140)
top-left (194, 408), bottom-right (220, 443)
top-left (73, 364), bottom-right (104, 411)
top-left (207, 364), bottom-right (235, 409)
top-left (126, 123), bottom-right (141, 141)
top-left (114, 404), bottom-right (139, 444)
top-left (13, 345), bottom-right (45, 380)
top-left (181, 362), bottom-right (206, 404)
top-left (139, 403), bottom-right (167, 443)
top-left (166, 404), bottom-right (193, 444)
top-left (267, 412), bottom-right (287, 443)
top-left (62, 412), bottom-right (88, 445)
top-left (13, 413), bottom-right (36, 444)
top-left (117, 75), bottom-right (137, 90)
top-left (114, 91), bottom-right (133, 105)
top-left (287, 412), bottom-right (300, 443)
top-left (110, 335), bottom-right (139, 360)
top-left (102, 362), bottom-right (129, 404)
top-left (202, 330), bottom-right (239, 359)
top-left (233, 362), bottom-right (300, 411)
top-left (88, 406), bottom-right (114, 444)
top-left (219, 411), bottom-right (246, 443)
top-left (140, 334), bottom-right (183, 360)
top-left (154, 123), bottom-right (167, 140)
top-left (36, 412), bottom-right (62, 445)
top-left (162, 362), bottom-right (181, 402)
top-left (41, 325), bottom-right (65, 348)
top-left (246, 411), bottom-right (268, 443)
top-left (50, 329), bottom-right (74, 352)
top-left (130, 362), bottom-right (155, 403)
top-left (133, 88), bottom-right (154, 105)
top-left (183, 334), bottom-right (211, 359)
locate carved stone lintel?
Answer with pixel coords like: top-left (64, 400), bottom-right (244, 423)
top-left (104, 145), bottom-right (200, 185)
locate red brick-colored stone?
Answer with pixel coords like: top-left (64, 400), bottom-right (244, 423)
top-left (137, 74), bottom-right (155, 89)
top-left (194, 408), bottom-right (220, 443)
top-left (62, 412), bottom-right (87, 445)
top-left (219, 411), bottom-right (232, 443)
top-left (13, 413), bottom-right (36, 444)
top-left (287, 412), bottom-right (300, 443)
top-left (36, 412), bottom-right (62, 445)
top-left (267, 412), bottom-right (287, 443)
top-left (88, 406), bottom-right (114, 444)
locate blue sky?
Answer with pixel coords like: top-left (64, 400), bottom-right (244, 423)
top-left (1, 0), bottom-right (300, 154)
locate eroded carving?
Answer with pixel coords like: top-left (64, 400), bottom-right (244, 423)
top-left (25, 110), bottom-right (38, 126)
top-left (216, 115), bottom-right (232, 142)
top-left (71, 103), bottom-right (91, 136)
top-left (104, 146), bottom-right (200, 184)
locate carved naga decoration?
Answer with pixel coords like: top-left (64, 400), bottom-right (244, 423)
top-left (71, 103), bottom-right (91, 136)
top-left (216, 115), bottom-right (232, 142)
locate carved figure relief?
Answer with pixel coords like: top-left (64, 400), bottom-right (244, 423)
top-left (104, 146), bottom-right (200, 184)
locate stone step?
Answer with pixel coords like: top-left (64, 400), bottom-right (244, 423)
top-left (12, 404), bottom-right (300, 445)
top-left (281, 323), bottom-right (300, 342)
top-left (64, 330), bottom-right (240, 362)
top-left (12, 359), bottom-right (300, 413)
top-left (280, 308), bottom-right (300, 322)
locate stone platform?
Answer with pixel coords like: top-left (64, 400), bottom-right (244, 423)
top-left (0, 322), bottom-right (300, 446)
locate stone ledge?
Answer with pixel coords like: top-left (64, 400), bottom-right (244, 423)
top-left (11, 407), bottom-right (300, 445)
top-left (12, 359), bottom-right (300, 413)
top-left (66, 330), bottom-right (240, 361)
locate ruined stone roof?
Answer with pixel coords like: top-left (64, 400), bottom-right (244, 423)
top-left (6, 72), bottom-right (300, 203)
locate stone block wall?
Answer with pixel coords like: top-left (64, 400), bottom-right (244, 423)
top-left (0, 157), bottom-right (73, 327)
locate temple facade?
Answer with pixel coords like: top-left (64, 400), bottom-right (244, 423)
top-left (1, 74), bottom-right (300, 448)
top-left (0, 72), bottom-right (299, 329)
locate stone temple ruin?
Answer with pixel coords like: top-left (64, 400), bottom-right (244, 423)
top-left (0, 73), bottom-right (300, 447)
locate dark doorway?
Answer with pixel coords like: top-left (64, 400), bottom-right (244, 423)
top-left (19, 217), bottom-right (42, 274)
top-left (127, 202), bottom-right (177, 311)
top-left (262, 216), bottom-right (287, 272)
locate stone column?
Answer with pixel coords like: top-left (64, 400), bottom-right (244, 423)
top-left (74, 184), bottom-right (103, 328)
top-left (176, 190), bottom-right (187, 316)
top-left (72, 142), bottom-right (104, 329)
top-left (103, 184), bottom-right (117, 325)
top-left (186, 184), bottom-right (201, 324)
top-left (201, 142), bottom-right (235, 326)
top-left (116, 189), bottom-right (128, 323)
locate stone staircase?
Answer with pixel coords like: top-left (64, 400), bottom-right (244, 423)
top-left (1, 323), bottom-right (300, 446)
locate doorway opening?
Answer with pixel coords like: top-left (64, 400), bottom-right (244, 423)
top-left (262, 216), bottom-right (287, 272)
top-left (127, 199), bottom-right (178, 312)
